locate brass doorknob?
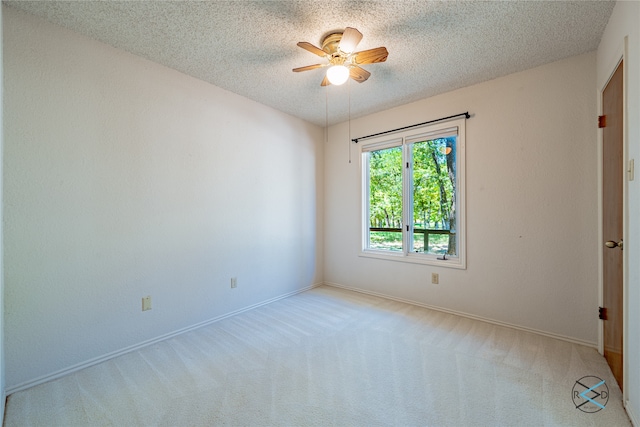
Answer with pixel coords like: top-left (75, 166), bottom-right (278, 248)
top-left (605, 239), bottom-right (623, 249)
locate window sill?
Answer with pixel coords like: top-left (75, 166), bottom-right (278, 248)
top-left (359, 250), bottom-right (466, 270)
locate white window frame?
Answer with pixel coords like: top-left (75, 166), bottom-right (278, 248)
top-left (359, 117), bottom-right (466, 269)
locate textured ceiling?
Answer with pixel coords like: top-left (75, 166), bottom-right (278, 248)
top-left (6, 0), bottom-right (615, 126)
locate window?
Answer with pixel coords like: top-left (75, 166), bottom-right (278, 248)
top-left (360, 118), bottom-right (466, 268)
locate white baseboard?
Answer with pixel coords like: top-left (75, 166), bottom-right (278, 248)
top-left (323, 281), bottom-right (597, 348)
top-left (6, 283), bottom-right (322, 395)
top-left (626, 400), bottom-right (639, 427)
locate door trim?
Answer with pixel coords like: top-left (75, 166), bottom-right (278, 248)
top-left (597, 36), bottom-right (628, 400)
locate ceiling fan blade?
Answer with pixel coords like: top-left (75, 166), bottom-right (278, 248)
top-left (353, 47), bottom-right (389, 65)
top-left (321, 75), bottom-right (331, 86)
top-left (293, 64), bottom-right (324, 72)
top-left (339, 27), bottom-right (363, 53)
top-left (350, 66), bottom-right (371, 83)
top-left (297, 41), bottom-right (327, 57)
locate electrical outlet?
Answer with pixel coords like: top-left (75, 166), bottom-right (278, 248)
top-left (231, 277), bottom-right (237, 288)
top-left (431, 273), bottom-right (439, 284)
top-left (142, 295), bottom-right (152, 311)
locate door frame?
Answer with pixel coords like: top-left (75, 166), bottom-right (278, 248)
top-left (597, 37), bottom-right (628, 399)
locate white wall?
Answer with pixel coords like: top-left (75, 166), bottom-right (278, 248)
top-left (0, 1), bottom-right (5, 418)
top-left (325, 52), bottom-right (598, 344)
top-left (598, 2), bottom-right (640, 425)
top-left (3, 7), bottom-right (323, 391)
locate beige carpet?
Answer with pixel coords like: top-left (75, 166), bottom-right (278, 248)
top-left (4, 285), bottom-right (631, 426)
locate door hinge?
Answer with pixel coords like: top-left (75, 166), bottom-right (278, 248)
top-left (598, 115), bottom-right (607, 128)
top-left (599, 306), bottom-right (607, 320)
top-left (406, 225), bottom-right (409, 232)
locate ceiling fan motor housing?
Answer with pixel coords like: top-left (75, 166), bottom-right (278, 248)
top-left (322, 33), bottom-right (350, 67)
top-left (321, 32), bottom-right (344, 55)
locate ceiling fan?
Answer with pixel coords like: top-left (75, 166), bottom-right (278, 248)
top-left (293, 27), bottom-right (388, 86)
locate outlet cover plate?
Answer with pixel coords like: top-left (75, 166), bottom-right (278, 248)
top-left (142, 296), bottom-right (152, 311)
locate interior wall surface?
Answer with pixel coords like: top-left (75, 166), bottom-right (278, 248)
top-left (3, 6), bottom-right (324, 391)
top-left (324, 52), bottom-right (598, 345)
top-left (0, 1), bottom-right (5, 419)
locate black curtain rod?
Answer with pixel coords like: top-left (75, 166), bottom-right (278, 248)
top-left (351, 111), bottom-right (470, 143)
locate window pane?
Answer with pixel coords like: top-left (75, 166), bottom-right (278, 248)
top-left (367, 146), bottom-right (403, 251)
top-left (411, 137), bottom-right (457, 256)
top-left (360, 118), bottom-right (465, 268)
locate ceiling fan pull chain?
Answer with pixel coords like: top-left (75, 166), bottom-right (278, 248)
top-left (348, 79), bottom-right (352, 164)
top-left (325, 86), bottom-right (329, 144)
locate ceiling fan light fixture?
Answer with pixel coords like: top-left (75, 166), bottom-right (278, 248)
top-left (326, 65), bottom-right (350, 85)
